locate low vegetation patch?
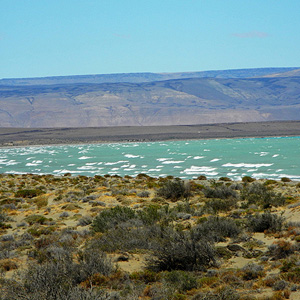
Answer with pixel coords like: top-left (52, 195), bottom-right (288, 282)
top-left (0, 173), bottom-right (298, 299)
top-left (157, 178), bottom-right (191, 201)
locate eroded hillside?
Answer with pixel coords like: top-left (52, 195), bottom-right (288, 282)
top-left (1, 76), bottom-right (300, 127)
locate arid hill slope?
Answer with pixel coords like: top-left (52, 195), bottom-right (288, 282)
top-left (1, 75), bottom-right (300, 127)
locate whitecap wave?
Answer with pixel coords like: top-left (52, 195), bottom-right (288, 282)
top-left (182, 166), bottom-right (217, 175)
top-left (124, 154), bottom-right (140, 158)
top-left (77, 166), bottom-right (97, 170)
top-left (222, 163), bottom-right (273, 168)
top-left (26, 163), bottom-right (40, 166)
top-left (157, 158), bottom-right (170, 162)
top-left (162, 160), bottom-right (184, 164)
top-left (105, 161), bottom-right (128, 165)
top-left (210, 158), bottom-right (220, 162)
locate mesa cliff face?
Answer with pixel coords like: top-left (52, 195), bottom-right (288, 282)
top-left (0, 68), bottom-right (300, 127)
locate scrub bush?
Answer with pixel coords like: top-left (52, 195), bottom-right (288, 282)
top-left (242, 176), bottom-right (256, 183)
top-left (25, 215), bottom-right (48, 225)
top-left (162, 270), bottom-right (198, 292)
top-left (147, 227), bottom-right (217, 271)
top-left (241, 263), bottom-right (264, 280)
top-left (202, 198), bottom-right (237, 213)
top-left (247, 212), bottom-right (284, 233)
top-left (268, 240), bottom-right (295, 259)
top-left (192, 286), bottom-right (240, 300)
top-left (203, 185), bottom-right (238, 199)
top-left (157, 179), bottom-right (191, 201)
top-left (241, 182), bottom-right (285, 208)
top-left (15, 189), bottom-right (45, 198)
top-left (194, 216), bottom-right (241, 242)
top-left (0, 249), bottom-right (114, 300)
top-left (91, 206), bottom-right (136, 232)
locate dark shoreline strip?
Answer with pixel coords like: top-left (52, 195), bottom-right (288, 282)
top-left (0, 120), bottom-right (300, 147)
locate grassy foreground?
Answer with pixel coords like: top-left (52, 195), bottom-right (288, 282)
top-left (0, 173), bottom-right (300, 299)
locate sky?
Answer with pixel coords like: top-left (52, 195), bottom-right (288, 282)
top-left (1, 0), bottom-right (300, 78)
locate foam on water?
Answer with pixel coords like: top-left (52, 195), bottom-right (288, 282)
top-left (0, 136), bottom-right (299, 180)
top-left (124, 154), bottom-right (140, 158)
top-left (162, 160), bottom-right (185, 164)
top-left (157, 158), bottom-right (170, 162)
top-left (222, 163), bottom-right (273, 168)
top-left (105, 161), bottom-right (128, 165)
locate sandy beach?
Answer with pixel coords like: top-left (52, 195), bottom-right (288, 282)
top-left (0, 120), bottom-right (300, 147)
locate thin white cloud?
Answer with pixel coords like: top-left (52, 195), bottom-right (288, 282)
top-left (232, 31), bottom-right (270, 38)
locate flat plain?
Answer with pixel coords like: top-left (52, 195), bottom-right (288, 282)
top-left (0, 120), bottom-right (300, 147)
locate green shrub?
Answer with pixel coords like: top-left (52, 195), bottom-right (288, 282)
top-left (215, 246), bottom-right (233, 259)
top-left (194, 216), bottom-right (241, 242)
top-left (241, 263), bottom-right (264, 280)
top-left (157, 179), bottom-right (191, 201)
top-left (248, 212), bottom-right (284, 233)
top-left (264, 179), bottom-right (278, 186)
top-left (137, 205), bottom-right (161, 225)
top-left (25, 215), bottom-right (48, 225)
top-left (162, 270), bottom-right (198, 292)
top-left (282, 268), bottom-right (300, 283)
top-left (0, 212), bottom-right (12, 229)
top-left (281, 177), bottom-right (291, 182)
top-left (272, 280), bottom-right (288, 291)
top-left (203, 185), bottom-right (238, 199)
top-left (202, 198), bottom-right (237, 213)
top-left (34, 196), bottom-right (48, 208)
top-left (268, 240), bottom-right (295, 259)
top-left (137, 191), bottom-right (150, 198)
top-left (192, 286), bottom-right (240, 300)
top-left (241, 182), bottom-right (285, 208)
top-left (27, 225), bottom-right (56, 237)
top-left (77, 249), bottom-right (114, 280)
top-left (90, 225), bottom-right (155, 252)
top-left (3, 248), bottom-right (115, 300)
top-left (91, 206), bottom-right (136, 232)
top-left (15, 189), bottom-right (45, 198)
top-left (219, 177), bottom-right (232, 181)
top-left (130, 270), bottom-right (160, 283)
top-left (147, 227), bottom-right (217, 271)
top-left (242, 176), bottom-right (256, 183)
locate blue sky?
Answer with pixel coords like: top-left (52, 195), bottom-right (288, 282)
top-left (1, 0), bottom-right (300, 78)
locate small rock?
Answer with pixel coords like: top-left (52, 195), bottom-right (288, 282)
top-left (115, 253), bottom-right (130, 262)
top-left (227, 244), bottom-right (247, 253)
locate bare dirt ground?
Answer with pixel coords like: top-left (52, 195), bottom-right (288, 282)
top-left (0, 120), bottom-right (300, 147)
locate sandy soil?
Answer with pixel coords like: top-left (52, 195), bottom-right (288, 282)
top-left (0, 120), bottom-right (300, 147)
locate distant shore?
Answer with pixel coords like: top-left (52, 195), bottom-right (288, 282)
top-left (0, 120), bottom-right (300, 147)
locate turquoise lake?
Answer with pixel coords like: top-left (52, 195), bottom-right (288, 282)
top-left (0, 136), bottom-right (299, 180)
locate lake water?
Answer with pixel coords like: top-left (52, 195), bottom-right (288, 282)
top-left (0, 136), bottom-right (299, 180)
